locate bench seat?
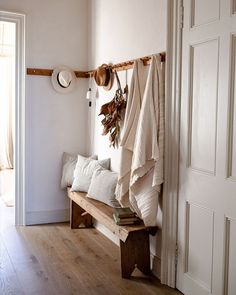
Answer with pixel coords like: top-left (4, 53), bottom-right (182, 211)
top-left (68, 188), bottom-right (156, 278)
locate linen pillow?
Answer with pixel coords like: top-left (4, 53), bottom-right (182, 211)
top-left (61, 152), bottom-right (97, 189)
top-left (87, 168), bottom-right (121, 208)
top-left (71, 155), bottom-right (110, 192)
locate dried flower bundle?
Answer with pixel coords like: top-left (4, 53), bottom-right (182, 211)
top-left (99, 71), bottom-right (128, 148)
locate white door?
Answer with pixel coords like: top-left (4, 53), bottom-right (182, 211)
top-left (177, 1), bottom-right (236, 295)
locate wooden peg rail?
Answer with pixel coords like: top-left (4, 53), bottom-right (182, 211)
top-left (26, 68), bottom-right (89, 78)
top-left (26, 52), bottom-right (166, 78)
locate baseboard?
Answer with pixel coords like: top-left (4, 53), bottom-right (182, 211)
top-left (151, 253), bottom-right (161, 279)
top-left (93, 219), bottom-right (119, 246)
top-left (26, 209), bottom-right (69, 225)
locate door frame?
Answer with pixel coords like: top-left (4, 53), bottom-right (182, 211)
top-left (161, 0), bottom-right (182, 287)
top-left (0, 10), bottom-right (26, 226)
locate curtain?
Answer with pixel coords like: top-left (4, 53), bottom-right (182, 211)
top-left (0, 23), bottom-right (15, 170)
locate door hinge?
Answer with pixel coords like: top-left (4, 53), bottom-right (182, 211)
top-left (180, 1), bottom-right (184, 29)
top-left (175, 244), bottom-right (178, 265)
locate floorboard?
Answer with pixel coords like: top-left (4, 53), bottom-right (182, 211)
top-left (0, 202), bottom-right (181, 295)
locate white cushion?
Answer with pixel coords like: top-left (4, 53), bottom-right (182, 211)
top-left (71, 155), bottom-right (110, 192)
top-left (61, 152), bottom-right (97, 189)
top-left (87, 168), bottom-right (120, 208)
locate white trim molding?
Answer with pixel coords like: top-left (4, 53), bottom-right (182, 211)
top-left (161, 0), bottom-right (182, 288)
top-left (26, 209), bottom-right (69, 225)
top-left (0, 11), bottom-right (26, 226)
top-left (151, 253), bottom-right (161, 279)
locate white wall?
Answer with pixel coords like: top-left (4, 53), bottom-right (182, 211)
top-left (0, 0), bottom-right (167, 276)
top-left (88, 0), bottom-right (166, 277)
top-left (88, 0), bottom-right (166, 167)
top-left (0, 0), bottom-right (89, 223)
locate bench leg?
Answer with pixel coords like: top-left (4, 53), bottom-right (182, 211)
top-left (120, 230), bottom-right (150, 278)
top-left (70, 199), bottom-right (93, 229)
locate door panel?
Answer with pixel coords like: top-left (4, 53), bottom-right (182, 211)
top-left (177, 1), bottom-right (236, 294)
top-left (230, 35), bottom-right (236, 178)
top-left (188, 39), bottom-right (219, 174)
top-left (225, 217), bottom-right (236, 295)
top-left (232, 0), bottom-right (236, 15)
top-left (185, 202), bottom-right (214, 292)
top-left (190, 0), bottom-right (220, 28)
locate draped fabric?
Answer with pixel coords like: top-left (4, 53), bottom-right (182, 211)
top-left (115, 59), bottom-right (146, 207)
top-left (129, 55), bottom-right (164, 226)
top-left (116, 54), bottom-right (165, 226)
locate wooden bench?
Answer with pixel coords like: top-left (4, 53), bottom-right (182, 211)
top-left (68, 188), bottom-right (157, 278)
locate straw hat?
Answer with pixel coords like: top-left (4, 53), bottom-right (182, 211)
top-left (94, 64), bottom-right (114, 91)
top-left (51, 66), bottom-right (77, 93)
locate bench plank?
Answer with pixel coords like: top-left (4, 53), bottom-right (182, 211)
top-left (68, 189), bottom-right (147, 242)
top-left (70, 198), bottom-right (93, 228)
top-left (120, 230), bottom-right (150, 278)
top-left (67, 188), bottom-right (153, 278)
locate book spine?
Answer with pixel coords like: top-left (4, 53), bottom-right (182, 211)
top-left (114, 212), bottom-right (136, 219)
top-left (113, 213), bottom-right (140, 225)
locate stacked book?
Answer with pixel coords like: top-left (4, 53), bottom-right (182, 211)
top-left (113, 207), bottom-right (141, 225)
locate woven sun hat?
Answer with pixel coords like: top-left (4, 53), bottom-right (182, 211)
top-left (51, 66), bottom-right (77, 93)
top-left (94, 64), bottom-right (114, 91)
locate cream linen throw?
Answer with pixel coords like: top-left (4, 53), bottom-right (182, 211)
top-left (116, 54), bottom-right (164, 226)
top-left (130, 55), bottom-right (164, 226)
top-left (115, 59), bottom-right (146, 207)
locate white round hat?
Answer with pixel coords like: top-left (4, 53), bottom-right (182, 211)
top-left (51, 66), bottom-right (77, 93)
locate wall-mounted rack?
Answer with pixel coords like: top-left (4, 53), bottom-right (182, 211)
top-left (26, 52), bottom-right (166, 78)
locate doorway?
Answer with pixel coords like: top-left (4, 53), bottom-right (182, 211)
top-left (0, 20), bottom-right (16, 227)
top-left (0, 11), bottom-right (25, 226)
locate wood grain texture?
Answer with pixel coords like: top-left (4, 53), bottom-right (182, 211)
top-left (27, 52), bottom-right (166, 78)
top-left (68, 189), bottom-right (148, 243)
top-left (0, 199), bottom-right (181, 295)
top-left (68, 191), bottom-right (152, 278)
top-left (70, 199), bottom-right (93, 229)
top-left (120, 230), bottom-right (150, 278)
top-left (26, 68), bottom-right (89, 78)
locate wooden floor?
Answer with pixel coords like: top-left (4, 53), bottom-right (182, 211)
top-left (0, 200), bottom-right (181, 295)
